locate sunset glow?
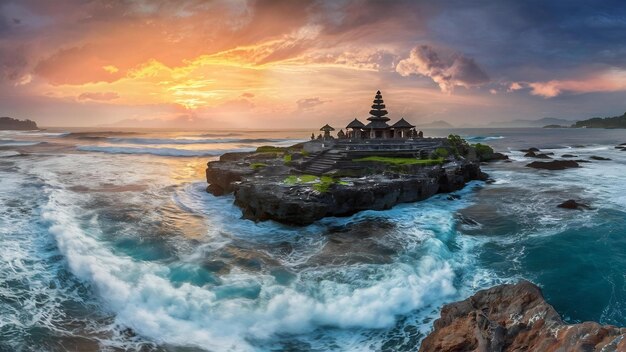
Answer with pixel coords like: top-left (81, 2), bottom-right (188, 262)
top-left (2, 0), bottom-right (626, 127)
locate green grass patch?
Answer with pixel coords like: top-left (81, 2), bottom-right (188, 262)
top-left (250, 162), bottom-right (267, 170)
top-left (283, 154), bottom-right (292, 164)
top-left (256, 146), bottom-right (286, 153)
top-left (352, 156), bottom-right (444, 166)
top-left (283, 174), bottom-right (337, 193)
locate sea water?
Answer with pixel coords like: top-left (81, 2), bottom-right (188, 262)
top-left (0, 127), bottom-right (625, 351)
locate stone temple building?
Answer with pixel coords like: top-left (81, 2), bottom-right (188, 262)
top-left (317, 91), bottom-right (420, 141)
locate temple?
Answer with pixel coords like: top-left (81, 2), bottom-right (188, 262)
top-left (301, 90), bottom-right (443, 175)
top-left (315, 91), bottom-right (422, 141)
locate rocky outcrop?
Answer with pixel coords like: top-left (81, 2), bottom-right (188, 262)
top-left (526, 160), bottom-right (579, 170)
top-left (233, 162), bottom-right (486, 225)
top-left (420, 280), bottom-right (626, 352)
top-left (206, 146), bottom-right (487, 225)
top-left (590, 155), bottom-right (611, 161)
top-left (557, 199), bottom-right (591, 210)
top-left (524, 151), bottom-right (552, 159)
top-left (0, 116), bottom-right (38, 130)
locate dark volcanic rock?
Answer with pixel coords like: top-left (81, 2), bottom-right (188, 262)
top-left (561, 154), bottom-right (577, 158)
top-left (590, 155), bottom-right (611, 161)
top-left (419, 280), bottom-right (626, 352)
top-left (526, 160), bottom-right (579, 170)
top-left (521, 147), bottom-right (540, 153)
top-left (526, 152), bottom-right (552, 159)
top-left (557, 199), bottom-right (590, 210)
top-left (233, 163), bottom-right (486, 225)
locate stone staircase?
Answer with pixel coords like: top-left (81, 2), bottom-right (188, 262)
top-left (301, 150), bottom-right (345, 175)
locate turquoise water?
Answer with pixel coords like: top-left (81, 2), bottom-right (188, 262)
top-left (0, 128), bottom-right (625, 351)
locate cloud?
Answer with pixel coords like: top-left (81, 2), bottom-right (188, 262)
top-left (241, 92), bottom-right (255, 98)
top-left (509, 69), bottom-right (626, 98)
top-left (396, 45), bottom-right (489, 93)
top-left (296, 97), bottom-right (329, 111)
top-left (77, 92), bottom-right (120, 101)
top-left (508, 82), bottom-right (523, 91)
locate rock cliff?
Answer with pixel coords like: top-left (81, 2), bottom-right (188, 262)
top-left (420, 280), bottom-right (626, 352)
top-left (206, 146), bottom-right (488, 225)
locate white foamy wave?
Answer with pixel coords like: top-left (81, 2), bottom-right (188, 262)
top-left (466, 136), bottom-right (505, 142)
top-left (0, 151), bottom-right (21, 157)
top-left (107, 137), bottom-right (287, 145)
top-left (0, 139), bottom-right (41, 146)
top-left (42, 184), bottom-right (461, 351)
top-left (77, 145), bottom-right (249, 157)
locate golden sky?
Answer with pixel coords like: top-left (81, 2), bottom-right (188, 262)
top-left (2, 0), bottom-right (626, 127)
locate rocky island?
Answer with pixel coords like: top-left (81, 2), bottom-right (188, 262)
top-left (206, 91), bottom-right (503, 225)
top-left (0, 116), bottom-right (38, 130)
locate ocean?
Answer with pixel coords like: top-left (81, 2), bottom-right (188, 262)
top-left (0, 127), bottom-right (625, 351)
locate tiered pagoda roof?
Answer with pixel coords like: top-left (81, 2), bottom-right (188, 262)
top-left (365, 90), bottom-right (390, 129)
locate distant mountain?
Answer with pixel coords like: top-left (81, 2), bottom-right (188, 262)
top-left (489, 117), bottom-right (577, 128)
top-left (0, 117), bottom-right (38, 130)
top-left (573, 112), bottom-right (626, 128)
top-left (415, 120), bottom-right (454, 129)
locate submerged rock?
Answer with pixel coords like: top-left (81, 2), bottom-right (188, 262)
top-left (419, 280), bottom-right (626, 352)
top-left (561, 154), bottom-right (577, 158)
top-left (521, 147), bottom-right (540, 153)
top-left (557, 199), bottom-right (591, 210)
top-left (590, 155), bottom-right (611, 161)
top-left (525, 151), bottom-right (552, 159)
top-left (526, 160), bottom-right (579, 170)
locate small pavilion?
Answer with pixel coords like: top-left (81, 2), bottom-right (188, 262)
top-left (320, 124), bottom-right (335, 139)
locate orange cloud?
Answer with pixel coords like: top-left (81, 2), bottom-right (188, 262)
top-left (512, 69), bottom-right (626, 98)
top-left (77, 92), bottom-right (119, 101)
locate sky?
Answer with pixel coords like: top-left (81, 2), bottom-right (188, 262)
top-left (1, 0), bottom-right (626, 128)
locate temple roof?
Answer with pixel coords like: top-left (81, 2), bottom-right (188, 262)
top-left (320, 124), bottom-right (335, 131)
top-left (390, 118), bottom-right (415, 129)
top-left (346, 118), bottom-right (366, 129)
top-left (367, 90), bottom-right (390, 122)
top-left (365, 120), bottom-right (390, 129)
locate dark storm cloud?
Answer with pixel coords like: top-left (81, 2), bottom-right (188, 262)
top-left (426, 0), bottom-right (626, 78)
top-left (396, 45), bottom-right (489, 92)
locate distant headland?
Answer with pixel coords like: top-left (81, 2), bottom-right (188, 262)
top-left (0, 117), bottom-right (38, 130)
top-left (572, 111), bottom-right (626, 128)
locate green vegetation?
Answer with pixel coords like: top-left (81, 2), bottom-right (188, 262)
top-left (473, 143), bottom-right (495, 161)
top-left (283, 174), bottom-right (337, 193)
top-left (447, 134), bottom-right (470, 156)
top-left (314, 176), bottom-right (335, 193)
top-left (256, 146), bottom-right (285, 153)
top-left (283, 154), bottom-right (292, 164)
top-left (352, 156), bottom-right (444, 166)
top-left (250, 162), bottom-right (267, 170)
top-left (573, 112), bottom-right (626, 128)
top-left (433, 147), bottom-right (449, 159)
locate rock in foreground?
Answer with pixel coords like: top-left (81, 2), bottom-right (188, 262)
top-left (420, 280), bottom-right (626, 352)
